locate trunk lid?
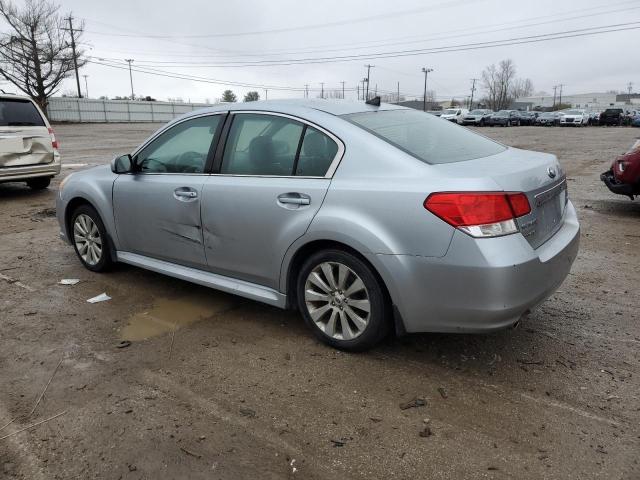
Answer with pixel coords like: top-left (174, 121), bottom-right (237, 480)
top-left (432, 147), bottom-right (568, 249)
top-left (0, 125), bottom-right (54, 167)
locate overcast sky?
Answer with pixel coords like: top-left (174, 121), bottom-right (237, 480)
top-left (12, 0), bottom-right (640, 102)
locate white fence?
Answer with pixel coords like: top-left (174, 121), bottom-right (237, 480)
top-left (46, 97), bottom-right (215, 123)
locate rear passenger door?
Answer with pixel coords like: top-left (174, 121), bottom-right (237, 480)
top-left (201, 112), bottom-right (343, 289)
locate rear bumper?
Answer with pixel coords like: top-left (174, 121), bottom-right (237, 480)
top-left (600, 169), bottom-right (637, 197)
top-left (369, 201), bottom-right (580, 333)
top-left (0, 156), bottom-right (61, 182)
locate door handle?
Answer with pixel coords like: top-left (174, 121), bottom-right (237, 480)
top-left (174, 187), bottom-right (198, 201)
top-left (277, 193), bottom-right (310, 206)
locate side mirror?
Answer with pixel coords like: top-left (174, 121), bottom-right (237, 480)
top-left (111, 154), bottom-right (133, 174)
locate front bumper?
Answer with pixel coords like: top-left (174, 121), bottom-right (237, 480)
top-left (369, 201), bottom-right (580, 333)
top-left (0, 156), bottom-right (61, 182)
top-left (600, 169), bottom-right (637, 198)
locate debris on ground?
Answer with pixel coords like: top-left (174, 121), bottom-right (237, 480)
top-left (239, 407), bottom-right (256, 418)
top-left (58, 279), bottom-right (80, 285)
top-left (330, 439), bottom-right (346, 447)
top-left (419, 426), bottom-right (432, 438)
top-left (437, 387), bottom-right (448, 399)
top-left (115, 341), bottom-right (131, 349)
top-left (399, 397), bottom-right (427, 410)
top-left (180, 447), bottom-right (202, 459)
top-left (87, 293), bottom-right (111, 303)
top-left (369, 416), bottom-right (383, 423)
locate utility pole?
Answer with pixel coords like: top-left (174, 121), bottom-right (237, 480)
top-left (357, 83), bottom-right (360, 101)
top-left (83, 75), bottom-right (89, 98)
top-left (364, 64), bottom-right (374, 100)
top-left (304, 84), bottom-right (309, 99)
top-left (125, 59), bottom-right (135, 100)
top-left (552, 85), bottom-right (558, 108)
top-left (558, 84), bottom-right (564, 106)
top-left (340, 81), bottom-right (345, 99)
top-left (397, 81), bottom-right (400, 103)
top-left (627, 82), bottom-right (634, 95)
top-left (320, 82), bottom-right (324, 99)
top-left (361, 78), bottom-right (367, 100)
top-left (421, 67), bottom-right (433, 112)
top-left (63, 15), bottom-right (82, 98)
top-left (469, 78), bottom-right (479, 109)
top-left (264, 88), bottom-right (268, 100)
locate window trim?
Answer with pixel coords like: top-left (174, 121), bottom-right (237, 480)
top-left (212, 110), bottom-right (345, 179)
top-left (129, 111), bottom-right (227, 176)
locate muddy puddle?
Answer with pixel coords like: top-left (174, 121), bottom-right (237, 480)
top-left (121, 291), bottom-right (236, 341)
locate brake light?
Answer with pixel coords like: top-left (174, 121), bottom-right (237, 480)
top-left (48, 127), bottom-right (59, 150)
top-left (424, 192), bottom-right (531, 238)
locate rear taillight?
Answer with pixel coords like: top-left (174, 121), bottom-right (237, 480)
top-left (48, 127), bottom-right (59, 150)
top-left (424, 192), bottom-right (531, 238)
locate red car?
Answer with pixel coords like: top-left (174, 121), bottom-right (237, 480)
top-left (601, 139), bottom-right (640, 200)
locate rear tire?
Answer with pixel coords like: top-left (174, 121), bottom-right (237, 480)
top-left (70, 204), bottom-right (113, 272)
top-left (26, 177), bottom-right (51, 190)
top-left (296, 249), bottom-right (390, 351)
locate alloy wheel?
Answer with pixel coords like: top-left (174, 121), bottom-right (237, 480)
top-left (73, 214), bottom-right (103, 266)
top-left (304, 261), bottom-right (371, 340)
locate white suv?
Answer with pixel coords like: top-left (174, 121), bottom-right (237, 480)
top-left (0, 93), bottom-right (60, 189)
top-left (440, 108), bottom-right (469, 124)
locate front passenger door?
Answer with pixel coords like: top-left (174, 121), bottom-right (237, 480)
top-left (113, 114), bottom-right (224, 268)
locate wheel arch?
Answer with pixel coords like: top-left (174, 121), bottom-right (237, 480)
top-left (64, 196), bottom-right (117, 260)
top-left (282, 238), bottom-right (406, 335)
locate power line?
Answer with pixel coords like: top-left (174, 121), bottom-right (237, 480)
top-left (86, 3), bottom-right (640, 62)
top-left (88, 22), bottom-right (640, 69)
top-left (82, 0), bottom-right (477, 39)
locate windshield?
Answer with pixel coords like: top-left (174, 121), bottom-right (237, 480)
top-left (565, 110), bottom-right (583, 115)
top-left (469, 110), bottom-right (487, 115)
top-left (494, 110), bottom-right (510, 117)
top-left (442, 109), bottom-right (459, 114)
top-left (343, 109), bottom-right (506, 165)
top-left (0, 99), bottom-right (45, 127)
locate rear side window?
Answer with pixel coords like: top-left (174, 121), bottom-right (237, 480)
top-left (344, 109), bottom-right (505, 164)
top-left (221, 113), bottom-right (339, 177)
top-left (0, 99), bottom-right (45, 126)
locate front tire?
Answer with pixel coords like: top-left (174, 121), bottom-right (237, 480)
top-left (26, 177), bottom-right (51, 190)
top-left (296, 249), bottom-right (390, 351)
top-left (70, 204), bottom-right (113, 272)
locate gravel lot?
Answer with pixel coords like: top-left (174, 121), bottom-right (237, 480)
top-left (1, 122), bottom-right (638, 479)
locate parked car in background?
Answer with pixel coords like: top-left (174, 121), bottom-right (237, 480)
top-left (632, 114), bottom-right (640, 127)
top-left (440, 108), bottom-right (468, 123)
top-left (0, 93), bottom-right (60, 189)
top-left (559, 109), bottom-right (588, 127)
top-left (599, 108), bottom-right (624, 126)
top-left (487, 110), bottom-right (521, 127)
top-left (601, 138), bottom-right (640, 200)
top-left (518, 111), bottom-right (538, 126)
top-left (460, 109), bottom-right (493, 126)
top-left (56, 100), bottom-right (579, 351)
top-left (536, 111), bottom-right (561, 126)
top-left (427, 110), bottom-right (443, 117)
top-left (588, 111), bottom-right (601, 126)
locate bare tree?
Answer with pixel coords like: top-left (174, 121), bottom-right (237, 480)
top-left (511, 78), bottom-right (534, 99)
top-left (0, 0), bottom-right (85, 112)
top-left (481, 59), bottom-right (534, 110)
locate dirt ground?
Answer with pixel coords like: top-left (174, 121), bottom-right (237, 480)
top-left (1, 122), bottom-right (638, 479)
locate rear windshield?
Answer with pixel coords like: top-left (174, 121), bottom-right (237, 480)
top-left (0, 99), bottom-right (45, 127)
top-left (343, 109), bottom-right (506, 164)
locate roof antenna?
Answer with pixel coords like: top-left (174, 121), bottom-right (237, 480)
top-left (366, 96), bottom-right (381, 107)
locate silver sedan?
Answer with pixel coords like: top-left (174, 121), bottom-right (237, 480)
top-left (56, 100), bottom-right (579, 350)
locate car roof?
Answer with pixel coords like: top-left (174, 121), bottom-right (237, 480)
top-left (181, 99), bottom-right (407, 119)
top-left (0, 93), bottom-right (34, 101)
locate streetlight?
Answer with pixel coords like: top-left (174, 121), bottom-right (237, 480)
top-left (422, 67), bottom-right (433, 112)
